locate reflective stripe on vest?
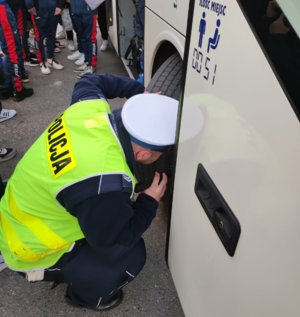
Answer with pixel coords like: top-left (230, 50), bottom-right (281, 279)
top-left (0, 186), bottom-right (72, 262)
top-left (0, 99), bottom-right (134, 270)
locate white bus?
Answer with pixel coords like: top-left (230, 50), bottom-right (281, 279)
top-left (107, 1), bottom-right (300, 316)
top-left (105, 0), bottom-right (188, 95)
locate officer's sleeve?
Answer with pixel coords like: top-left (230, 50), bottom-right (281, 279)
top-left (70, 73), bottom-right (145, 105)
top-left (70, 191), bottom-right (158, 263)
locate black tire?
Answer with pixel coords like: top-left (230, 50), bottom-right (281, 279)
top-left (136, 53), bottom-right (182, 188)
top-left (146, 53), bottom-right (183, 99)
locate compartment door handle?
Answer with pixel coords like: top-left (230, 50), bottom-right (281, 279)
top-left (194, 164), bottom-right (241, 256)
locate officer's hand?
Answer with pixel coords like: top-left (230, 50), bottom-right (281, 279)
top-left (270, 14), bottom-right (290, 34)
top-left (55, 8), bottom-right (62, 15)
top-left (28, 7), bottom-right (37, 16)
top-left (144, 90), bottom-right (162, 95)
top-left (143, 172), bottom-right (168, 202)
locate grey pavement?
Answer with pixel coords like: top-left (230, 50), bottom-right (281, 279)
top-left (0, 28), bottom-right (184, 317)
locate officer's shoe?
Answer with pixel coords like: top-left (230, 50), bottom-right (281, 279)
top-left (13, 87), bottom-right (34, 102)
top-left (64, 290), bottom-right (124, 311)
top-left (0, 87), bottom-right (13, 100)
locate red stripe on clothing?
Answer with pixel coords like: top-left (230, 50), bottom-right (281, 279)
top-left (31, 14), bottom-right (42, 63)
top-left (91, 15), bottom-right (97, 43)
top-left (31, 14), bottom-right (40, 42)
top-left (17, 8), bottom-right (23, 36)
top-left (22, 48), bottom-right (26, 60)
top-left (13, 77), bottom-right (22, 92)
top-left (0, 6), bottom-right (19, 63)
top-left (91, 56), bottom-right (97, 67)
top-left (36, 49), bottom-right (42, 64)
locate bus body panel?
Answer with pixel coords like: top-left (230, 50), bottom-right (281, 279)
top-left (144, 7), bottom-right (185, 86)
top-left (146, 0), bottom-right (189, 36)
top-left (169, 0), bottom-right (300, 316)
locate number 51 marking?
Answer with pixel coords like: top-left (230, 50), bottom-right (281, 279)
top-left (204, 57), bottom-right (210, 80)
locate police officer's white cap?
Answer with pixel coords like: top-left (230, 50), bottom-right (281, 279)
top-left (122, 94), bottom-right (178, 150)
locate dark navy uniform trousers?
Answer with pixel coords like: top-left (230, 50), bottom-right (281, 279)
top-left (68, 5), bottom-right (83, 54)
top-left (9, 2), bottom-right (30, 59)
top-left (31, 10), bottom-right (59, 63)
top-left (43, 239), bottom-right (146, 307)
top-left (72, 14), bottom-right (97, 67)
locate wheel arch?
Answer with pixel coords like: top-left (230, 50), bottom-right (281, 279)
top-left (144, 33), bottom-right (185, 86)
top-left (151, 41), bottom-right (180, 77)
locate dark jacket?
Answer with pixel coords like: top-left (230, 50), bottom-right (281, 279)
top-left (70, 0), bottom-right (96, 15)
top-left (7, 0), bottom-right (23, 6)
top-left (24, 0), bottom-right (64, 11)
top-left (61, 74), bottom-right (157, 263)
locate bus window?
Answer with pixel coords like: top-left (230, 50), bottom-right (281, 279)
top-left (238, 0), bottom-right (300, 119)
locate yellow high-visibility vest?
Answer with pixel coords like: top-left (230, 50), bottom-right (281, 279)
top-left (0, 100), bottom-right (135, 271)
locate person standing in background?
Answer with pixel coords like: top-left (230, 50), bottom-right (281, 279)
top-left (0, 0), bottom-right (33, 101)
top-left (71, 0), bottom-right (97, 78)
top-left (7, 0), bottom-right (39, 66)
top-left (66, 1), bottom-right (86, 66)
top-left (24, 0), bottom-right (64, 75)
top-left (98, 1), bottom-right (109, 52)
top-left (0, 52), bottom-right (17, 161)
top-left (56, 1), bottom-right (76, 51)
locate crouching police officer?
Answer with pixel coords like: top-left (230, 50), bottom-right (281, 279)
top-left (0, 73), bottom-right (178, 311)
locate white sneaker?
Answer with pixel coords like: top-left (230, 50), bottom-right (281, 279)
top-left (67, 50), bottom-right (82, 61)
top-left (73, 63), bottom-right (88, 73)
top-left (40, 62), bottom-right (51, 74)
top-left (77, 66), bottom-right (96, 79)
top-left (75, 54), bottom-right (85, 66)
top-left (68, 40), bottom-right (75, 51)
top-left (0, 109), bottom-right (17, 122)
top-left (0, 148), bottom-right (17, 163)
top-left (100, 40), bottom-right (109, 51)
top-left (56, 30), bottom-right (66, 40)
top-left (47, 59), bottom-right (64, 70)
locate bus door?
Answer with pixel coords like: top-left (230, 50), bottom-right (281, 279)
top-left (168, 0), bottom-right (300, 316)
top-left (106, 0), bottom-right (139, 77)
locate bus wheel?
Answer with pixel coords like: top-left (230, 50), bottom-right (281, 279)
top-left (136, 53), bottom-right (182, 191)
top-left (146, 53), bottom-right (182, 100)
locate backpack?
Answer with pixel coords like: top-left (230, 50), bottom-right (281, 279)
top-left (124, 35), bottom-right (143, 73)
